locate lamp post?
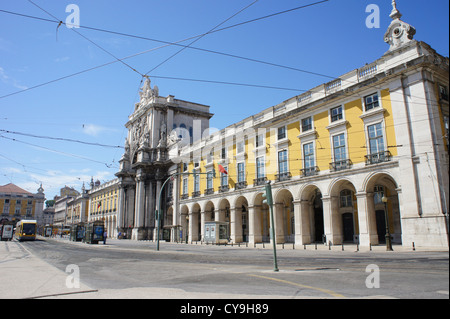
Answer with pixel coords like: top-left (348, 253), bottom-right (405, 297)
top-left (381, 196), bottom-right (393, 251)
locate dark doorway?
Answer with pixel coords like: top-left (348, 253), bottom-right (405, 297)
top-left (375, 210), bottom-right (386, 243)
top-left (342, 213), bottom-right (354, 242)
top-left (313, 191), bottom-right (324, 242)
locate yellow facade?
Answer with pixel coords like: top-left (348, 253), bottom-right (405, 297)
top-left (180, 90), bottom-right (399, 198)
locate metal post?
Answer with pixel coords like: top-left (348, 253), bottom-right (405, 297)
top-left (264, 181), bottom-right (279, 272)
top-left (382, 196), bottom-right (393, 251)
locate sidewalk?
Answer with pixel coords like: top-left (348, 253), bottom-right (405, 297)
top-left (0, 240), bottom-right (95, 299)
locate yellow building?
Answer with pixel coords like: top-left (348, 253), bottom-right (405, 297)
top-left (170, 4), bottom-right (449, 248)
top-left (88, 179), bottom-right (119, 238)
top-left (0, 183), bottom-right (45, 227)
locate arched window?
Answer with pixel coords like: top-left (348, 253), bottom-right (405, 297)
top-left (340, 189), bottom-right (353, 207)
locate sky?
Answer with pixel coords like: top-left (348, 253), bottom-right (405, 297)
top-left (0, 0), bottom-right (449, 201)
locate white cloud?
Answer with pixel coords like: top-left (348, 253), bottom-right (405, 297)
top-left (81, 123), bottom-right (117, 137)
top-left (0, 66), bottom-right (28, 90)
top-left (55, 56), bottom-right (70, 63)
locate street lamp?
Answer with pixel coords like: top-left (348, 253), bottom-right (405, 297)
top-left (381, 196), bottom-right (393, 251)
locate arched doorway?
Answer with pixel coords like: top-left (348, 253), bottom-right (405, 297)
top-left (365, 173), bottom-right (402, 245)
top-left (274, 189), bottom-right (294, 243)
top-left (233, 196), bottom-right (249, 243)
top-left (329, 179), bottom-right (359, 244)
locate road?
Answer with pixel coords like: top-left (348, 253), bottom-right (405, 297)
top-left (16, 237), bottom-right (449, 299)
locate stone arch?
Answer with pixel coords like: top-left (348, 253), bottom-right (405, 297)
top-left (252, 192), bottom-right (270, 243)
top-left (232, 196), bottom-right (249, 243)
top-left (203, 201), bottom-right (215, 222)
top-left (328, 178), bottom-right (359, 243)
top-left (299, 184), bottom-right (325, 243)
top-left (189, 203), bottom-right (201, 242)
top-left (274, 189), bottom-right (295, 243)
top-left (364, 172), bottom-right (402, 244)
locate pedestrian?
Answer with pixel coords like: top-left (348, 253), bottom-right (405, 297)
top-left (103, 230), bottom-right (107, 245)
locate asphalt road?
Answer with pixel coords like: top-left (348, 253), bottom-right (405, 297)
top-left (21, 238), bottom-right (449, 299)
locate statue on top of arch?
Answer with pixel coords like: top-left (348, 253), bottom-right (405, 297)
top-left (136, 76), bottom-right (159, 110)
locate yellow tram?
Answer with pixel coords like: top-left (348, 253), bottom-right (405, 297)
top-left (15, 220), bottom-right (37, 241)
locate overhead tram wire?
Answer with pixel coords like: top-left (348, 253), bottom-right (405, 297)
top-left (0, 1), bottom-right (439, 106)
top-left (0, 0), bottom-right (333, 99)
top-left (144, 0), bottom-right (260, 75)
top-left (0, 134), bottom-right (117, 168)
top-left (26, 0), bottom-right (145, 78)
top-left (0, 129), bottom-right (124, 149)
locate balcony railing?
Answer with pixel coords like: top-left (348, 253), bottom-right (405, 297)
top-left (219, 185), bottom-right (229, 193)
top-left (275, 172), bottom-right (292, 182)
top-left (235, 181), bottom-right (247, 190)
top-left (192, 191), bottom-right (201, 198)
top-left (181, 194), bottom-right (189, 200)
top-left (204, 188), bottom-right (214, 195)
top-left (330, 159), bottom-right (352, 172)
top-left (300, 166), bottom-right (319, 177)
top-left (253, 177), bottom-right (267, 186)
top-left (365, 151), bottom-right (391, 165)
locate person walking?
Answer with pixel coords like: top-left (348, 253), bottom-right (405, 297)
top-left (103, 230), bottom-right (107, 245)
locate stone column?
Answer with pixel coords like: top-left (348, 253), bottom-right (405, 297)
top-left (248, 205), bottom-right (262, 245)
top-left (132, 174), bottom-right (146, 240)
top-left (356, 192), bottom-right (379, 247)
top-left (274, 202), bottom-right (285, 244)
top-left (294, 200), bottom-right (312, 245)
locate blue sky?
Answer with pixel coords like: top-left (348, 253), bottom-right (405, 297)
top-left (0, 0), bottom-right (449, 201)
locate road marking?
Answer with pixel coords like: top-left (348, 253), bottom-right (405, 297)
top-left (247, 274), bottom-right (346, 298)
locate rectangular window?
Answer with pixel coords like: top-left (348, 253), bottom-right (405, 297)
top-left (333, 134), bottom-right (346, 162)
top-left (278, 126), bottom-right (286, 140)
top-left (256, 157), bottom-right (265, 179)
top-left (303, 143), bottom-right (315, 169)
top-left (331, 106), bottom-right (343, 122)
top-left (220, 166), bottom-right (228, 186)
top-left (301, 117), bottom-right (312, 132)
top-left (237, 141), bottom-right (245, 154)
top-left (194, 174), bottom-right (200, 193)
top-left (278, 150), bottom-right (288, 174)
top-left (221, 147), bottom-right (227, 160)
top-left (368, 123), bottom-right (385, 154)
top-left (237, 162), bottom-right (245, 183)
top-left (364, 93), bottom-right (380, 111)
top-left (256, 134), bottom-right (264, 148)
top-left (182, 178), bottom-right (188, 195)
top-left (206, 171), bottom-right (213, 190)
top-left (439, 85), bottom-right (449, 101)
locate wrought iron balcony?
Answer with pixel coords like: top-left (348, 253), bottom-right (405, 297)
top-left (275, 172), bottom-right (291, 182)
top-left (253, 177), bottom-right (267, 186)
top-left (300, 166), bottom-right (319, 177)
top-left (204, 188), bottom-right (214, 195)
top-left (219, 185), bottom-right (229, 193)
top-left (235, 181), bottom-right (247, 190)
top-left (192, 191), bottom-right (201, 198)
top-left (329, 159), bottom-right (352, 172)
top-left (181, 194), bottom-right (189, 200)
top-left (365, 151), bottom-right (391, 165)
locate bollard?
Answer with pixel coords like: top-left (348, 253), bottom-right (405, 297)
top-left (342, 244), bottom-right (344, 251)
top-left (412, 242), bottom-right (416, 251)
